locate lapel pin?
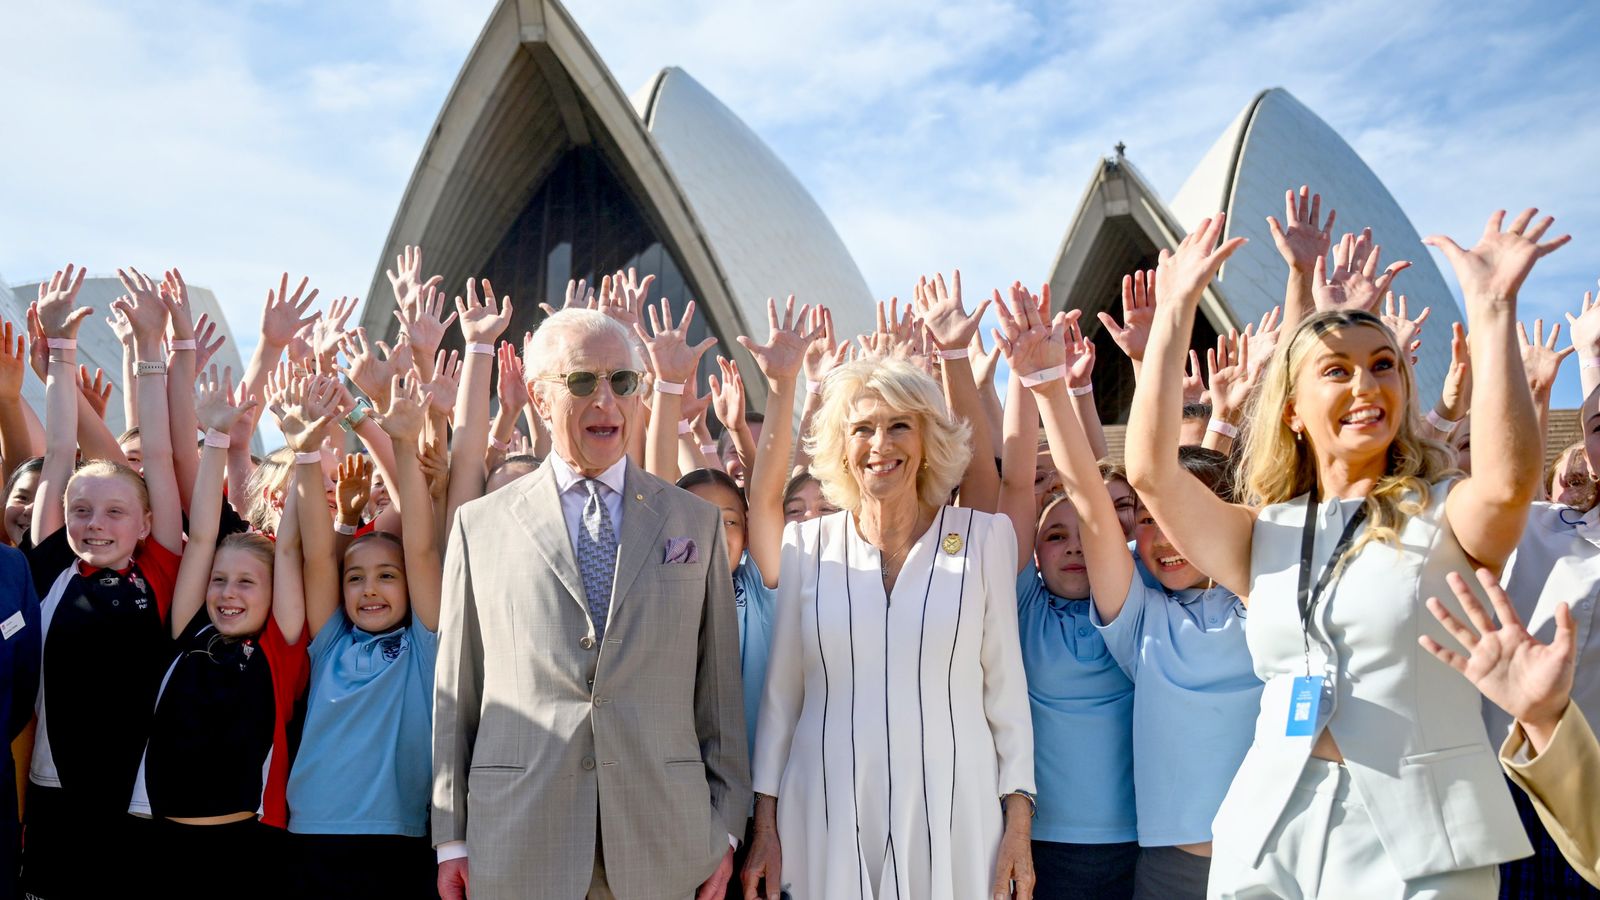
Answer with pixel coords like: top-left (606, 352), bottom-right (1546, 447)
top-left (635, 493), bottom-right (644, 501)
top-left (942, 533), bottom-right (963, 555)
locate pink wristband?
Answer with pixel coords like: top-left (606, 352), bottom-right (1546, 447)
top-left (1206, 419), bottom-right (1239, 439)
top-left (293, 451), bottom-right (322, 466)
top-left (937, 347), bottom-right (969, 361)
top-left (1067, 382), bottom-right (1093, 397)
top-left (677, 420), bottom-right (694, 435)
top-left (466, 343), bottom-right (495, 356)
top-left (488, 436), bottom-right (509, 452)
top-left (203, 430), bottom-right (231, 449)
top-left (655, 380), bottom-right (685, 396)
top-left (1425, 409), bottom-right (1461, 433)
top-left (1582, 356), bottom-right (1600, 371)
top-left (334, 522), bottom-right (358, 536)
top-left (805, 380), bottom-right (824, 395)
top-left (1018, 365), bottom-right (1067, 388)
top-left (168, 339), bottom-right (197, 351)
top-left (45, 338), bottom-right (75, 350)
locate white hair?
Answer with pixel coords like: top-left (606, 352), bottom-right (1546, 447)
top-left (522, 308), bottom-right (641, 382)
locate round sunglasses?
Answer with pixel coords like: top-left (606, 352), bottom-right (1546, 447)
top-left (533, 369), bottom-right (644, 398)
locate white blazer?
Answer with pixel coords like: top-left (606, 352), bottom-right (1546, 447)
top-left (1213, 480), bottom-right (1531, 880)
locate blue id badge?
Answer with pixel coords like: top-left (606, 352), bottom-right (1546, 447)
top-left (1284, 675), bottom-right (1323, 737)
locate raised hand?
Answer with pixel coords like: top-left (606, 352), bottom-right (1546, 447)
top-left (1157, 213), bottom-right (1249, 311)
top-left (77, 366), bottom-right (113, 420)
top-left (1266, 185), bottom-right (1336, 273)
top-left (737, 295), bottom-right (820, 385)
top-left (335, 454), bottom-right (374, 523)
top-left (1063, 315), bottom-right (1096, 389)
top-left (35, 264), bottom-right (91, 339)
top-left (1438, 322), bottom-right (1472, 421)
top-left (496, 341), bottom-right (528, 416)
top-left (633, 298), bottom-right (717, 385)
top-left (708, 357), bottom-right (748, 433)
top-left (192, 314), bottom-right (226, 372)
top-left (112, 267), bottom-right (174, 344)
top-left (0, 321), bottom-right (26, 400)
top-left (311, 295), bottom-right (361, 367)
top-left (1420, 568), bottom-right (1574, 745)
top-left (272, 370), bottom-right (338, 453)
top-left (1518, 318), bottom-right (1573, 398)
top-left (420, 349), bottom-right (463, 417)
top-left (913, 271), bottom-right (991, 351)
top-left (455, 278), bottom-right (513, 344)
top-left (1312, 228), bottom-right (1411, 313)
top-left (385, 245), bottom-right (442, 316)
top-left (194, 365), bottom-right (257, 434)
top-left (285, 320), bottom-right (317, 367)
top-left (339, 327), bottom-right (407, 409)
top-left (801, 305), bottom-right (848, 385)
top-left (540, 277), bottom-right (596, 318)
top-left (679, 382), bottom-right (712, 425)
top-left (378, 371), bottom-right (429, 443)
top-left (1244, 306), bottom-right (1282, 377)
top-left (1099, 270), bottom-right (1157, 362)
top-left (1207, 331), bottom-right (1256, 423)
top-left (394, 284), bottom-right (458, 366)
top-left (969, 328), bottom-right (1000, 388)
top-left (598, 268), bottom-right (652, 334)
top-left (161, 268), bottom-right (197, 340)
top-left (420, 437), bottom-right (449, 502)
top-left (1425, 209), bottom-right (1570, 307)
top-left (1563, 281), bottom-right (1600, 358)
top-left (261, 273), bottom-right (321, 347)
top-left (1182, 350), bottom-right (1206, 405)
top-left (993, 281), bottom-right (1068, 378)
top-left (1380, 293), bottom-right (1429, 364)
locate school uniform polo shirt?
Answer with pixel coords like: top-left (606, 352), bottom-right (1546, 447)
top-left (734, 552), bottom-right (776, 757)
top-left (1092, 578), bottom-right (1261, 847)
top-left (1016, 563), bottom-right (1136, 844)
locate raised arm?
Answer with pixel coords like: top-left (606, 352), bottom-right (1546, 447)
top-left (998, 346), bottom-right (1040, 574)
top-left (171, 367), bottom-right (258, 639)
top-left (1203, 329), bottom-right (1259, 456)
top-left (1435, 209), bottom-right (1566, 569)
top-left (113, 268), bottom-right (182, 554)
top-left (274, 372), bottom-right (341, 639)
top-left (244, 274), bottom-right (319, 406)
top-left (30, 266), bottom-right (91, 542)
top-left (736, 296), bottom-right (819, 588)
top-left (1518, 318), bottom-right (1572, 496)
top-left (1421, 322), bottom-right (1472, 443)
top-left (161, 270), bottom-right (202, 512)
top-left (996, 287), bottom-right (1135, 621)
top-left (0, 320), bottom-right (38, 482)
top-left (793, 306), bottom-right (850, 476)
top-left (1061, 308), bottom-right (1108, 460)
top-left (1266, 186), bottom-right (1335, 334)
top-left (635, 298), bottom-right (717, 481)
top-left (915, 271), bottom-right (998, 511)
top-left (1564, 283), bottom-right (1600, 401)
top-left (445, 278), bottom-right (513, 524)
top-left (1311, 227), bottom-right (1411, 317)
top-left (377, 372), bottom-right (442, 632)
top-left (1097, 270), bottom-right (1157, 381)
top-left (1124, 217), bottom-right (1257, 598)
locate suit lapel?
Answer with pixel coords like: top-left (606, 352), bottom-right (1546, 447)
top-left (506, 463), bottom-right (590, 616)
top-left (608, 461), bottom-right (669, 621)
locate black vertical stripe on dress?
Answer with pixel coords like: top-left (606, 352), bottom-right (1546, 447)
top-left (843, 524), bottom-right (865, 899)
top-left (814, 520), bottom-right (830, 829)
top-left (946, 508), bottom-right (974, 829)
top-left (916, 507), bottom-right (948, 881)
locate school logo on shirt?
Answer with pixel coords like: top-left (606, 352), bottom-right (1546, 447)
top-left (381, 634), bottom-right (406, 662)
top-left (733, 580), bottom-right (747, 609)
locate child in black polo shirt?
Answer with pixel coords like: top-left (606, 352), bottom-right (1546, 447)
top-left (20, 265), bottom-right (186, 899)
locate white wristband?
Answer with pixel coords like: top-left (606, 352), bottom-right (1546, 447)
top-left (203, 430), bottom-right (232, 449)
top-left (1425, 409), bottom-right (1461, 434)
top-left (677, 420), bottom-right (694, 435)
top-left (466, 342), bottom-right (495, 356)
top-left (805, 380), bottom-right (824, 395)
top-left (334, 522), bottom-right (358, 535)
top-left (1067, 382), bottom-right (1093, 397)
top-left (1206, 418), bottom-right (1239, 439)
top-left (937, 347), bottom-right (969, 361)
top-left (168, 339), bottom-right (197, 351)
top-left (700, 443), bottom-right (719, 457)
top-left (1582, 356), bottom-right (1600, 371)
top-left (1018, 365), bottom-right (1067, 388)
top-left (655, 380), bottom-right (685, 396)
top-left (45, 338), bottom-right (76, 350)
top-left (294, 451), bottom-right (323, 466)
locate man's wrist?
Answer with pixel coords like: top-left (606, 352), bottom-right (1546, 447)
top-left (436, 841), bottom-right (469, 863)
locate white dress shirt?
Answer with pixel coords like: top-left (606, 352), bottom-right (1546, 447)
top-left (546, 451), bottom-right (628, 553)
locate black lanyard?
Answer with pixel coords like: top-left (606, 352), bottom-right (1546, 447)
top-left (1296, 496), bottom-right (1368, 675)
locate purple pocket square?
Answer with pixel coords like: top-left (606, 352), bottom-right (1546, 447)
top-left (663, 537), bottom-right (699, 564)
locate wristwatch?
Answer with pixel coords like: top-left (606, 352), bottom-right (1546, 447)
top-left (340, 398), bottom-right (372, 433)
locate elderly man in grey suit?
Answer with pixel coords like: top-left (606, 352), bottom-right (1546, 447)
top-left (434, 308), bottom-right (749, 899)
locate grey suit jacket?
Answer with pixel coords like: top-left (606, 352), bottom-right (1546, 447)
top-left (433, 459), bottom-right (750, 899)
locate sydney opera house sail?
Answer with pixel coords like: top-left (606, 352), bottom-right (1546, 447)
top-left (363, 0), bottom-right (875, 407)
top-left (1170, 88), bottom-right (1459, 397)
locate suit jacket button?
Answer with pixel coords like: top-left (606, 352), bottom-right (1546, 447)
top-left (582, 756), bottom-right (596, 771)
top-left (580, 636), bottom-right (596, 650)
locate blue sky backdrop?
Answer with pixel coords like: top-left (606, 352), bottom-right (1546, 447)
top-left (3, 0), bottom-right (1597, 418)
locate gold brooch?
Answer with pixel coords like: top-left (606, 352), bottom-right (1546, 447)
top-left (941, 533), bottom-right (963, 555)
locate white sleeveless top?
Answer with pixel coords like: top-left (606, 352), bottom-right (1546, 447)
top-left (1212, 479), bottom-right (1531, 880)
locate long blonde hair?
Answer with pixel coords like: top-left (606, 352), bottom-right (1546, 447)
top-left (805, 359), bottom-right (972, 513)
top-left (1240, 309), bottom-right (1455, 557)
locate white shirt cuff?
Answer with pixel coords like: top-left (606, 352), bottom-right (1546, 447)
top-left (436, 841), bottom-right (469, 863)
top-left (729, 832), bottom-right (739, 850)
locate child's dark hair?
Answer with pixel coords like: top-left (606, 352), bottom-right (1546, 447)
top-left (716, 412), bottom-right (766, 458)
top-left (677, 468), bottom-right (747, 512)
top-left (345, 530), bottom-right (403, 559)
top-left (487, 454), bottom-right (541, 483)
top-left (4, 457), bottom-right (44, 500)
top-left (1177, 445), bottom-right (1235, 501)
top-left (782, 470), bottom-right (819, 509)
top-left (1180, 402), bottom-right (1212, 422)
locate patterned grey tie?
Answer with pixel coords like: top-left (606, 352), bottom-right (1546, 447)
top-left (576, 478), bottom-right (619, 641)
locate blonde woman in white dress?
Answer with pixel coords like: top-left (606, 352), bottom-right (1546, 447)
top-left (741, 357), bottom-right (1036, 900)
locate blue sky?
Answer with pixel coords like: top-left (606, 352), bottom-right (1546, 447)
top-left (2, 0), bottom-right (1597, 413)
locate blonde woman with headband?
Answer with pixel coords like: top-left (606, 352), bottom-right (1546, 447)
top-left (743, 356), bottom-right (1035, 900)
top-left (1124, 209), bottom-right (1567, 898)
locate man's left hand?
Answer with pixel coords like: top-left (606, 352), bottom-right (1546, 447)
top-left (696, 847), bottom-right (736, 900)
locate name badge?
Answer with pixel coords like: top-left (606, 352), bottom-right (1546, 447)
top-left (1285, 675), bottom-right (1323, 737)
top-left (1, 611), bottom-right (24, 640)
